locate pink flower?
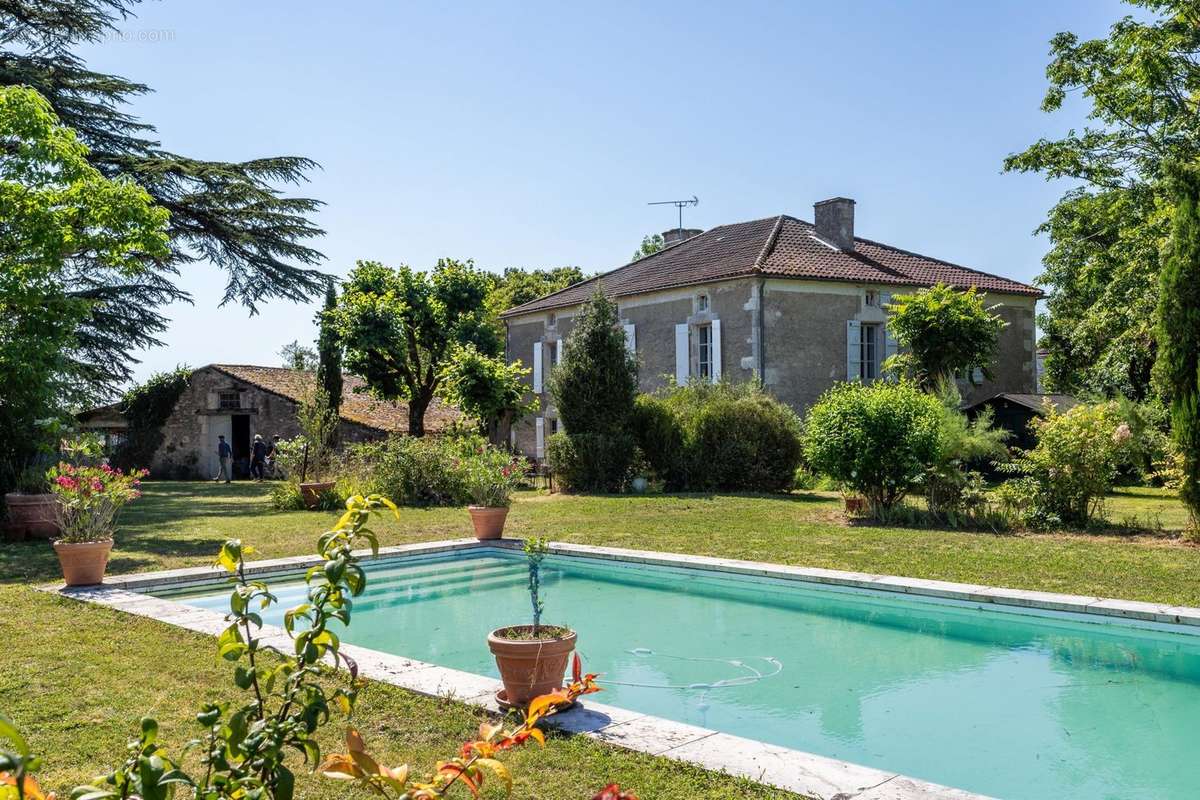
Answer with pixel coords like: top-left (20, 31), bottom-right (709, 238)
top-left (1113, 423), bottom-right (1132, 444)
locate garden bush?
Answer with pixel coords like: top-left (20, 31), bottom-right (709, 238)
top-left (803, 381), bottom-right (943, 517)
top-left (546, 431), bottom-right (636, 493)
top-left (342, 434), bottom-right (478, 506)
top-left (998, 401), bottom-right (1137, 526)
top-left (632, 381), bottom-right (803, 492)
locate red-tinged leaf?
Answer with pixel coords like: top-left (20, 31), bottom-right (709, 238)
top-left (573, 652), bottom-right (583, 683)
top-left (343, 652), bottom-right (358, 679)
top-left (345, 727), bottom-right (367, 753)
top-left (437, 763), bottom-right (480, 797)
top-left (476, 758), bottom-right (513, 795)
top-left (526, 727), bottom-right (546, 746)
top-left (317, 754), bottom-right (360, 780)
top-left (478, 721), bottom-right (503, 742)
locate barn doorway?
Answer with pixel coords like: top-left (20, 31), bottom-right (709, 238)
top-left (231, 414), bottom-right (251, 478)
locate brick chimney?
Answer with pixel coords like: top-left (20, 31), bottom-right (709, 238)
top-left (662, 228), bottom-right (703, 247)
top-left (813, 197), bottom-right (855, 251)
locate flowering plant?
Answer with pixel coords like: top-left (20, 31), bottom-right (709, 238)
top-left (46, 462), bottom-right (147, 543)
top-left (459, 447), bottom-right (522, 508)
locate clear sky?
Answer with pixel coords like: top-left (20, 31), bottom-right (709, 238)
top-left (75, 0), bottom-right (1128, 385)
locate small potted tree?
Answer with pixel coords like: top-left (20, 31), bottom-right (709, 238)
top-left (297, 387), bottom-right (339, 509)
top-left (488, 537), bottom-right (577, 707)
top-left (48, 462), bottom-right (146, 585)
top-left (463, 448), bottom-right (520, 539)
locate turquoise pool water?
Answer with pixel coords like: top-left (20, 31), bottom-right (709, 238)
top-left (159, 550), bottom-right (1200, 800)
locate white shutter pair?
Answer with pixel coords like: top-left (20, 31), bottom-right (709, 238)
top-left (673, 321), bottom-right (722, 383)
top-left (846, 320), bottom-right (862, 381)
top-left (532, 341), bottom-right (543, 393)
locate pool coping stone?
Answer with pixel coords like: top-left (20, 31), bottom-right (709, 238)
top-left (49, 536), bottom-right (1200, 799)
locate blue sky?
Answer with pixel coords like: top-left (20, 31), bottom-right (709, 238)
top-left (76, 0), bottom-right (1128, 385)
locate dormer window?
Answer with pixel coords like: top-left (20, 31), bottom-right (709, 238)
top-left (696, 293), bottom-right (710, 313)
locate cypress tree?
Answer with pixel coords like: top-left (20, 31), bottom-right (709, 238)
top-left (547, 289), bottom-right (637, 436)
top-left (0, 2), bottom-right (326, 393)
top-left (316, 285), bottom-right (343, 421)
top-left (1154, 162), bottom-right (1200, 532)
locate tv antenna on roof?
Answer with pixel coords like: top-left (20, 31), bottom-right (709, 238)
top-left (648, 195), bottom-right (699, 239)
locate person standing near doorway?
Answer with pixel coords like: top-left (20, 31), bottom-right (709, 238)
top-left (216, 435), bottom-right (232, 483)
top-left (250, 433), bottom-right (268, 482)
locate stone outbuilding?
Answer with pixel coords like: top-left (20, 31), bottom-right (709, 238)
top-left (501, 197), bottom-right (1042, 459)
top-left (108, 364), bottom-right (456, 479)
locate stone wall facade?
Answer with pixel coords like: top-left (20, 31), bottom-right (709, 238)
top-left (151, 366), bottom-right (385, 479)
top-left (505, 280), bottom-right (1037, 459)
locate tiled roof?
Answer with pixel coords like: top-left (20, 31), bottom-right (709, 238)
top-left (501, 214), bottom-right (1040, 317)
top-left (211, 365), bottom-right (458, 434)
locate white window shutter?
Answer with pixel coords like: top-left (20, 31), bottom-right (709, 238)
top-left (846, 320), bottom-right (862, 381)
top-left (554, 338), bottom-right (562, 366)
top-left (532, 341), bottom-right (543, 393)
top-left (674, 324), bottom-right (690, 384)
top-left (711, 319), bottom-right (722, 380)
top-left (535, 417), bottom-right (545, 459)
top-left (972, 366), bottom-right (984, 385)
top-left (623, 323), bottom-right (636, 354)
top-left (880, 291), bottom-right (892, 309)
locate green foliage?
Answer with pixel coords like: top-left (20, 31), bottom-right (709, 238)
top-left (524, 536), bottom-right (549, 634)
top-left (334, 259), bottom-right (499, 436)
top-left (65, 494), bottom-right (396, 800)
top-left (47, 462), bottom-right (146, 543)
top-left (341, 434), bottom-right (478, 507)
top-left (883, 284), bottom-right (1006, 388)
top-left (111, 366), bottom-right (192, 473)
top-left (0, 3), bottom-right (329, 393)
top-left (923, 382), bottom-right (1010, 522)
top-left (485, 266), bottom-right (586, 321)
top-left (546, 432), bottom-right (635, 493)
top-left (998, 402), bottom-right (1136, 526)
top-left (548, 289), bottom-right (637, 437)
top-left (631, 234), bottom-right (664, 262)
top-left (1003, 1), bottom-right (1198, 399)
top-left (316, 286), bottom-right (344, 422)
top-left (297, 387), bottom-right (338, 482)
top-left (803, 381), bottom-right (944, 517)
top-left (458, 445), bottom-right (521, 508)
top-left (279, 341), bottom-right (317, 372)
top-left (1153, 162), bottom-right (1200, 530)
top-left (632, 382), bottom-right (804, 493)
top-left (0, 85), bottom-right (169, 494)
top-left (438, 344), bottom-right (537, 438)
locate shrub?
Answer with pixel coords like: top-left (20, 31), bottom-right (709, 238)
top-left (631, 382), bottom-right (803, 493)
top-left (343, 434), bottom-right (475, 506)
top-left (924, 382), bottom-right (1009, 520)
top-left (546, 431), bottom-right (635, 493)
top-left (460, 446), bottom-right (522, 507)
top-left (47, 462), bottom-right (147, 542)
top-left (999, 401), bottom-right (1137, 526)
top-left (548, 289), bottom-right (637, 437)
top-left (883, 283), bottom-right (1006, 389)
top-left (803, 381), bottom-right (943, 517)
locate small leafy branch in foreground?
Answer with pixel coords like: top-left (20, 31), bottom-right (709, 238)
top-left (319, 654), bottom-right (603, 798)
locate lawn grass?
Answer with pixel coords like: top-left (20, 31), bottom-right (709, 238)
top-left (3, 480), bottom-right (1196, 797)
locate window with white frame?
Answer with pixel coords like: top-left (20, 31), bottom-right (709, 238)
top-left (547, 312), bottom-right (557, 328)
top-left (697, 324), bottom-right (714, 380)
top-left (696, 293), bottom-right (709, 312)
top-left (865, 290), bottom-right (879, 307)
top-left (859, 323), bottom-right (881, 380)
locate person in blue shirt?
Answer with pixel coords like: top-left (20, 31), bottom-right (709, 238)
top-left (250, 434), bottom-right (268, 482)
top-left (216, 435), bottom-right (232, 483)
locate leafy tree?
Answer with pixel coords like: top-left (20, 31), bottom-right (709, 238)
top-left (438, 344), bottom-right (536, 443)
top-left (883, 284), bottom-right (1006, 389)
top-left (0, 85), bottom-right (168, 493)
top-left (316, 285), bottom-right (344, 420)
top-left (803, 381), bottom-right (944, 518)
top-left (632, 233), bottom-right (664, 262)
top-left (279, 341), bottom-right (318, 372)
top-left (1004, 0), bottom-right (1198, 399)
top-left (484, 266), bottom-right (586, 321)
top-left (0, 2), bottom-right (328, 393)
top-left (333, 259), bottom-right (498, 436)
top-left (1153, 163), bottom-right (1200, 531)
top-left (547, 289), bottom-right (637, 436)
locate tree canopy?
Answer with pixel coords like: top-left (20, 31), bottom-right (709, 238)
top-left (1004, 0), bottom-right (1197, 399)
top-left (438, 344), bottom-right (536, 442)
top-left (0, 1), bottom-right (328, 393)
top-left (333, 259), bottom-right (498, 436)
top-left (547, 289), bottom-right (637, 436)
top-left (484, 266), bottom-right (586, 322)
top-left (279, 341), bottom-right (317, 372)
top-left (632, 233), bottom-right (664, 262)
top-left (0, 84), bottom-right (169, 488)
top-left (883, 284), bottom-right (1006, 390)
top-left (316, 285), bottom-right (343, 421)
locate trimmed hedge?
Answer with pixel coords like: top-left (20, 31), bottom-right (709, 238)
top-left (631, 382), bottom-right (803, 493)
top-left (546, 431), bottom-right (635, 493)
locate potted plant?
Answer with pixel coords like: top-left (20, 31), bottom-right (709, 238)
top-left (488, 537), bottom-right (577, 707)
top-left (463, 448), bottom-right (520, 540)
top-left (47, 462), bottom-right (146, 585)
top-left (4, 465), bottom-right (58, 540)
top-left (297, 387), bottom-right (338, 509)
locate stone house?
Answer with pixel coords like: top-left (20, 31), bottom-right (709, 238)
top-left (103, 364), bottom-right (455, 479)
top-left (500, 197), bottom-right (1041, 458)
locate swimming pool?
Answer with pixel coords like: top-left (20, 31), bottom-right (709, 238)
top-left (148, 545), bottom-right (1200, 800)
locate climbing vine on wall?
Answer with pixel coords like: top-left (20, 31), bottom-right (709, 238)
top-left (111, 366), bottom-right (192, 473)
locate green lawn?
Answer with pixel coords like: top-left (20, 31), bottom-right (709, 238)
top-left (2, 480), bottom-right (1196, 797)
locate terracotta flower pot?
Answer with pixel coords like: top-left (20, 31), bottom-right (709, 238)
top-left (467, 506), bottom-right (509, 540)
top-left (53, 539), bottom-right (113, 586)
top-left (488, 625), bottom-right (577, 707)
top-left (299, 481), bottom-right (336, 510)
top-left (4, 493), bottom-right (59, 539)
